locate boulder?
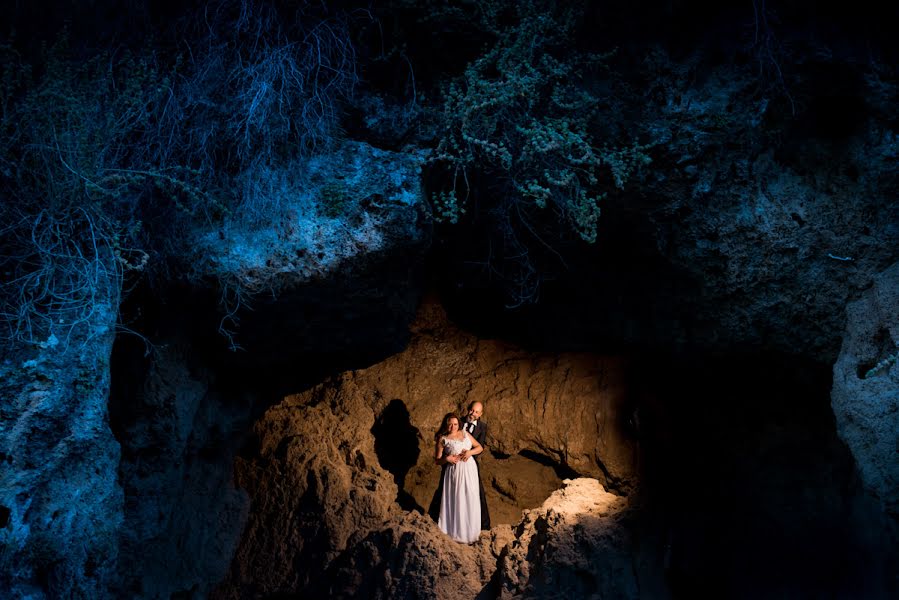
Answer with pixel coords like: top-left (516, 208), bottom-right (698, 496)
top-left (498, 478), bottom-right (635, 599)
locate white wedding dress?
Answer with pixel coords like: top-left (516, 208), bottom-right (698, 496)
top-left (438, 434), bottom-right (481, 543)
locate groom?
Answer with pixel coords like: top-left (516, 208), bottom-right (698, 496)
top-left (428, 401), bottom-right (492, 530)
top-left (459, 401), bottom-right (491, 530)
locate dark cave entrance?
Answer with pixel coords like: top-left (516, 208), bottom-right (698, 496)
top-left (632, 351), bottom-right (891, 599)
top-left (103, 277), bottom-right (895, 598)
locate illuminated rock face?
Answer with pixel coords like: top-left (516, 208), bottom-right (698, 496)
top-left (498, 478), bottom-right (634, 599)
top-left (0, 292), bottom-right (122, 599)
top-left (214, 381), bottom-right (400, 597)
top-left (832, 262), bottom-right (899, 534)
top-left (361, 299), bottom-right (638, 511)
top-left (212, 301), bottom-right (638, 598)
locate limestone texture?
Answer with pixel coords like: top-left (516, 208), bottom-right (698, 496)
top-left (214, 301), bottom-right (637, 598)
top-left (110, 343), bottom-right (249, 599)
top-left (832, 262), bottom-right (899, 530)
top-left (498, 478), bottom-right (635, 599)
top-left (106, 139), bottom-right (430, 597)
top-left (0, 293), bottom-right (122, 599)
top-left (375, 300), bottom-right (638, 505)
top-left (191, 140), bottom-right (428, 302)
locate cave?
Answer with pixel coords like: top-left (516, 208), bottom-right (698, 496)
top-left (97, 279), bottom-right (896, 598)
top-left (1, 1), bottom-right (898, 599)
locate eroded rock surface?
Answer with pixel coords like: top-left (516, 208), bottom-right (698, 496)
top-left (214, 378), bottom-right (632, 600)
top-left (371, 300), bottom-right (637, 508)
top-left (0, 294), bottom-right (122, 599)
top-left (498, 478), bottom-right (635, 599)
top-left (633, 57), bottom-right (899, 360)
top-left (832, 261), bottom-right (899, 532)
top-left (110, 343), bottom-right (249, 599)
top-left (189, 140), bottom-right (429, 362)
top-left (214, 301), bottom-right (637, 598)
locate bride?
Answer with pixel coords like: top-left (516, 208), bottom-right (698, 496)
top-left (434, 413), bottom-right (483, 543)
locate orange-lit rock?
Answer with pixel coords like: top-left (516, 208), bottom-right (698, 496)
top-left (214, 384), bottom-right (399, 598)
top-left (354, 299), bottom-right (638, 513)
top-left (214, 300), bottom-right (637, 597)
top-left (498, 478), bottom-right (634, 598)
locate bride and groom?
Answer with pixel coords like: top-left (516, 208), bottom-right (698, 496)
top-left (430, 401), bottom-right (491, 544)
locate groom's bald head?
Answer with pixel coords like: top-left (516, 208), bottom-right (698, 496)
top-left (467, 401), bottom-right (483, 420)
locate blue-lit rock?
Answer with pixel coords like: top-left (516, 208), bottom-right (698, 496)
top-left (832, 262), bottom-right (899, 534)
top-left (187, 140), bottom-right (429, 361)
top-left (108, 140), bottom-right (430, 598)
top-left (0, 290), bottom-right (123, 599)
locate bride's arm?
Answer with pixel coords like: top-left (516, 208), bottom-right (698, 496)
top-left (434, 437), bottom-right (444, 464)
top-left (461, 433), bottom-right (483, 461)
top-left (435, 437), bottom-right (459, 465)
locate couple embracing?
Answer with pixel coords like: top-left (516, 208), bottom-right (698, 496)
top-left (429, 401), bottom-right (491, 544)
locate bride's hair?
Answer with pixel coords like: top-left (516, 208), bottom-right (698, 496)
top-left (436, 412), bottom-right (459, 440)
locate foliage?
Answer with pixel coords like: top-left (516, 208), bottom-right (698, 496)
top-left (153, 0), bottom-right (360, 227)
top-left (0, 1), bottom-right (363, 350)
top-left (426, 0), bottom-right (650, 302)
top-left (431, 1), bottom-right (650, 242)
top-left (0, 37), bottom-right (179, 349)
top-left (319, 182), bottom-right (351, 218)
top-left (864, 346), bottom-right (899, 379)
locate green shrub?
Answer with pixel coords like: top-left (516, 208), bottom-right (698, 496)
top-left (430, 1), bottom-right (650, 245)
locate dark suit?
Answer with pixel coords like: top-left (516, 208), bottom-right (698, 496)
top-left (428, 419), bottom-right (491, 530)
top-left (463, 418), bottom-right (491, 530)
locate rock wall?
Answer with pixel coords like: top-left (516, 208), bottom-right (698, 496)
top-left (213, 300), bottom-right (640, 597)
top-left (110, 341), bottom-right (249, 599)
top-left (368, 300), bottom-right (637, 505)
top-left (0, 294), bottom-right (122, 599)
top-left (107, 139), bottom-right (431, 597)
top-left (832, 261), bottom-right (899, 535)
top-left (632, 53), bottom-right (899, 360)
top-left (316, 299), bottom-right (637, 523)
top-left (439, 45), bottom-right (899, 365)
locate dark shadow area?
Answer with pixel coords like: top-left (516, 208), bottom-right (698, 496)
top-left (372, 399), bottom-right (423, 513)
top-left (107, 244), bottom-right (425, 597)
top-left (633, 351), bottom-right (896, 599)
top-left (518, 449), bottom-right (581, 480)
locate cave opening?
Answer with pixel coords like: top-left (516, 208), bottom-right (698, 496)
top-left (632, 350), bottom-right (892, 599)
top-left (3, 0), bottom-right (896, 597)
top-left (100, 281), bottom-right (897, 598)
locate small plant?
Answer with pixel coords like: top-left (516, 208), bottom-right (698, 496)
top-left (430, 189), bottom-right (465, 224)
top-left (864, 346), bottom-right (899, 379)
top-left (319, 183), bottom-right (350, 218)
